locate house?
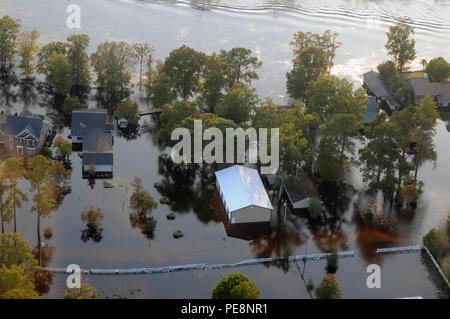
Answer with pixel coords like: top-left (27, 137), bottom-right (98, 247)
top-left (70, 109), bottom-right (114, 177)
top-left (70, 109), bottom-right (114, 146)
top-left (81, 128), bottom-right (113, 176)
top-left (363, 71), bottom-right (401, 112)
top-left (283, 176), bottom-right (319, 211)
top-left (363, 96), bottom-right (381, 125)
top-left (215, 165), bottom-right (273, 225)
top-left (0, 111), bottom-right (49, 156)
top-left (407, 77), bottom-right (442, 106)
top-left (116, 114), bottom-right (128, 128)
top-left (438, 80), bottom-right (450, 107)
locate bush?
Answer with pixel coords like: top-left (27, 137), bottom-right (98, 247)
top-left (43, 226), bottom-right (53, 240)
top-left (39, 146), bottom-right (52, 159)
top-left (315, 274), bottom-right (342, 299)
top-left (211, 273), bottom-right (260, 299)
top-left (173, 230), bottom-right (184, 239)
top-left (144, 218), bottom-right (157, 236)
top-left (166, 212), bottom-right (176, 220)
top-left (326, 251), bottom-right (339, 274)
top-left (426, 57), bottom-right (450, 82)
top-left (308, 197), bottom-right (323, 219)
top-left (441, 257), bottom-right (450, 281)
top-left (160, 196), bottom-right (170, 205)
top-left (423, 229), bottom-right (449, 262)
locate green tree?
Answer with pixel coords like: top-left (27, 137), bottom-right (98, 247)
top-left (279, 122), bottom-right (308, 176)
top-left (219, 48), bottom-right (262, 89)
top-left (52, 136), bottom-right (72, 162)
top-left (81, 206), bottom-right (104, 228)
top-left (0, 160), bottom-right (13, 235)
top-left (66, 34), bottom-right (91, 91)
top-left (0, 233), bottom-right (40, 299)
top-left (115, 98), bottom-right (139, 126)
top-left (164, 45), bottom-right (205, 99)
top-left (148, 62), bottom-right (176, 108)
top-left (211, 273), bottom-right (260, 299)
top-left (17, 29), bottom-right (40, 78)
top-left (423, 229), bottom-right (449, 262)
top-left (0, 15), bottom-right (20, 71)
top-left (159, 100), bottom-right (199, 144)
top-left (308, 197), bottom-right (323, 219)
top-left (385, 20), bottom-right (416, 72)
top-left (36, 41), bottom-right (69, 77)
top-left (4, 157), bottom-right (27, 233)
top-left (48, 53), bottom-right (72, 95)
top-left (315, 274), bottom-right (342, 299)
top-left (201, 53), bottom-right (226, 112)
top-left (62, 95), bottom-right (86, 119)
top-left (90, 41), bottom-right (136, 108)
top-left (216, 83), bottom-right (259, 125)
top-left (325, 251), bottom-right (339, 274)
top-left (425, 57), bottom-right (450, 82)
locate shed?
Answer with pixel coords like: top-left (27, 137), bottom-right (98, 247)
top-left (283, 176), bottom-right (318, 210)
top-left (215, 165), bottom-right (273, 224)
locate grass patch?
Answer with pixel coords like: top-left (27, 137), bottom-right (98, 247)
top-left (173, 230), bottom-right (184, 239)
top-left (166, 212), bottom-right (176, 220)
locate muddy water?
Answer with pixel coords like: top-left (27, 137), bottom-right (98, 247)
top-left (0, 0), bottom-right (449, 298)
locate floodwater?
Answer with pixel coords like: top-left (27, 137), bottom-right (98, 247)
top-left (1, 0), bottom-right (450, 298)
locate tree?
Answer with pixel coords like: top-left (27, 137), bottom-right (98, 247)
top-left (377, 61), bottom-right (414, 108)
top-left (290, 30), bottom-right (341, 73)
top-left (425, 57), bottom-right (450, 82)
top-left (48, 53), bottom-right (71, 95)
top-left (53, 136), bottom-right (72, 162)
top-left (133, 43), bottom-right (154, 87)
top-left (66, 34), bottom-right (91, 92)
top-left (148, 62), bottom-right (176, 108)
top-left (28, 155), bottom-right (56, 249)
top-left (17, 29), bottom-right (40, 78)
top-left (359, 114), bottom-right (401, 198)
top-left (0, 160), bottom-right (13, 235)
top-left (62, 95), bottom-right (86, 119)
top-left (412, 96), bottom-right (439, 181)
top-left (307, 76), bottom-right (366, 124)
top-left (81, 206), bottom-right (103, 228)
top-left (4, 157), bottom-right (27, 233)
top-left (36, 41), bottom-right (69, 77)
top-left (201, 53), bottom-right (226, 112)
top-left (421, 59), bottom-right (427, 72)
top-left (315, 274), bottom-right (342, 299)
top-left (216, 83), bottom-right (259, 125)
top-left (115, 98), bottom-right (139, 126)
top-left (308, 197), bottom-right (323, 219)
top-left (0, 232), bottom-right (40, 299)
top-left (423, 229), bottom-right (449, 262)
top-left (211, 273), bottom-right (260, 299)
top-left (385, 20), bottom-right (416, 72)
top-left (326, 251), bottom-right (339, 274)
top-left (159, 100), bottom-right (199, 144)
top-left (286, 46), bottom-right (329, 101)
top-left (219, 48), bottom-right (262, 89)
top-left (129, 177), bottom-right (158, 238)
top-left (0, 15), bottom-right (20, 72)
top-left (164, 45), bottom-right (205, 100)
top-left (279, 122), bottom-right (308, 176)
top-left (90, 41), bottom-right (136, 107)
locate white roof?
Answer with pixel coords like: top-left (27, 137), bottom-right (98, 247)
top-left (215, 165), bottom-right (273, 212)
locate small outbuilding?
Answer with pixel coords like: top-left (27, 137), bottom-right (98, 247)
top-left (215, 165), bottom-right (273, 225)
top-left (117, 114), bottom-right (128, 128)
top-left (283, 176), bottom-right (319, 211)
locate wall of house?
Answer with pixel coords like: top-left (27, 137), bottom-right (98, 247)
top-left (231, 206), bottom-right (271, 224)
top-left (293, 197), bottom-right (311, 209)
top-left (83, 165), bottom-right (113, 172)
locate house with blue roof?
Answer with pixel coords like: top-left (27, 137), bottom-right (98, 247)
top-left (215, 165), bottom-right (273, 225)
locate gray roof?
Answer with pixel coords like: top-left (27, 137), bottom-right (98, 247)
top-left (71, 109), bottom-right (109, 137)
top-left (363, 96), bottom-right (380, 124)
top-left (82, 128), bottom-right (113, 166)
top-left (438, 81), bottom-right (450, 104)
top-left (82, 153), bottom-right (113, 166)
top-left (215, 165), bottom-right (273, 212)
top-left (363, 71), bottom-right (390, 98)
top-left (407, 77), bottom-right (441, 105)
top-left (0, 114), bottom-right (43, 139)
top-left (283, 176), bottom-right (318, 206)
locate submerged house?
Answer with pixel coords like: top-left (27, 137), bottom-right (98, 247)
top-left (215, 165), bottom-right (273, 225)
top-left (70, 109), bottom-right (114, 177)
top-left (363, 96), bottom-right (381, 125)
top-left (363, 71), bottom-right (400, 112)
top-left (283, 176), bottom-right (319, 212)
top-left (407, 77), bottom-right (450, 107)
top-left (0, 111), bottom-right (49, 156)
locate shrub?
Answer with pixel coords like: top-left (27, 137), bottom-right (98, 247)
top-left (39, 146), bottom-right (53, 159)
top-left (44, 226), bottom-right (53, 240)
top-left (308, 197), bottom-right (323, 219)
top-left (441, 257), bottom-right (450, 281)
top-left (160, 196), bottom-right (170, 205)
top-left (173, 230), bottom-right (184, 239)
top-left (166, 212), bottom-right (176, 220)
top-left (326, 251), bottom-right (339, 274)
top-left (423, 229), bottom-right (449, 262)
top-left (315, 274), bottom-right (342, 299)
top-left (144, 218), bottom-right (157, 236)
top-left (211, 273), bottom-right (260, 299)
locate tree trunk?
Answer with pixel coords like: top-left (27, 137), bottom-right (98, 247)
top-left (13, 188), bottom-right (16, 233)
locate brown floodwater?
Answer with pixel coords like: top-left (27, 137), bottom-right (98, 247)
top-left (0, 0), bottom-right (449, 298)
